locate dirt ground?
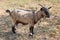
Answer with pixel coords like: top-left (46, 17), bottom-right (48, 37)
top-left (0, 0), bottom-right (60, 40)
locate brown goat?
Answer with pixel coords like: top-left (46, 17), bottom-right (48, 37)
top-left (6, 5), bottom-right (51, 36)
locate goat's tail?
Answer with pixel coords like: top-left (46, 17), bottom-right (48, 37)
top-left (6, 9), bottom-right (11, 13)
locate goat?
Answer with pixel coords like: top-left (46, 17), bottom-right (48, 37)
top-left (6, 5), bottom-right (51, 36)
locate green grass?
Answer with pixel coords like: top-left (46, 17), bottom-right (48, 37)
top-left (0, 29), bottom-right (3, 32)
top-left (56, 19), bottom-right (60, 25)
top-left (49, 29), bottom-right (59, 37)
top-left (1, 0), bottom-right (60, 10)
top-left (48, 0), bottom-right (60, 3)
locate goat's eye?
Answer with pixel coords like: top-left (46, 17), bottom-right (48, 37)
top-left (40, 8), bottom-right (43, 11)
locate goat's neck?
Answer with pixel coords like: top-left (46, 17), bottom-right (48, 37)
top-left (35, 10), bottom-right (42, 22)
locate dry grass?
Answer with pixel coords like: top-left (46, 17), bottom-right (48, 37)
top-left (0, 0), bottom-right (60, 40)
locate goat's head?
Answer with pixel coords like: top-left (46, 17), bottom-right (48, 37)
top-left (39, 4), bottom-right (52, 18)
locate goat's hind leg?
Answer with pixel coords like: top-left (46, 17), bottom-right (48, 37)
top-left (12, 21), bottom-right (19, 34)
top-left (12, 26), bottom-right (16, 33)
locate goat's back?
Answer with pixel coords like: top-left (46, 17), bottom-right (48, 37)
top-left (10, 9), bottom-right (34, 24)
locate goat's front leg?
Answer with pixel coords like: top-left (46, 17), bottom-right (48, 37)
top-left (12, 21), bottom-right (18, 33)
top-left (28, 19), bottom-right (34, 36)
top-left (29, 25), bottom-right (34, 36)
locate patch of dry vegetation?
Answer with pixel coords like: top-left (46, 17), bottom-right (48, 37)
top-left (0, 0), bottom-right (60, 40)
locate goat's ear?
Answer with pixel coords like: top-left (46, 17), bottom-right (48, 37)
top-left (48, 7), bottom-right (52, 9)
top-left (6, 9), bottom-right (10, 13)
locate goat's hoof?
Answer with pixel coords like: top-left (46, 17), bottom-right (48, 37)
top-left (29, 33), bottom-right (33, 37)
top-left (12, 31), bottom-right (16, 34)
top-left (12, 30), bottom-right (16, 34)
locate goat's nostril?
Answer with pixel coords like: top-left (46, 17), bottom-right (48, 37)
top-left (46, 16), bottom-right (50, 18)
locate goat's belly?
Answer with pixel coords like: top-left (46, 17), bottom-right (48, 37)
top-left (17, 18), bottom-right (31, 23)
top-left (17, 15), bottom-right (33, 23)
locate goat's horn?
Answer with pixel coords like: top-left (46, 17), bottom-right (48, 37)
top-left (38, 4), bottom-right (44, 7)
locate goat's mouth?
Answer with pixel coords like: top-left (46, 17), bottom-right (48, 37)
top-left (45, 13), bottom-right (50, 18)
